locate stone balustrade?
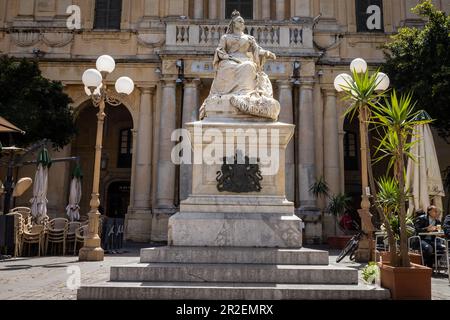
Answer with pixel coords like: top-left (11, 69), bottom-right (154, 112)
top-left (166, 21), bottom-right (313, 51)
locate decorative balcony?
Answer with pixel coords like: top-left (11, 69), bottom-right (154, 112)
top-left (165, 20), bottom-right (314, 54)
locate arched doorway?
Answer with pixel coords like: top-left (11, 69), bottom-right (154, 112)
top-left (71, 101), bottom-right (134, 218)
top-left (106, 181), bottom-right (130, 218)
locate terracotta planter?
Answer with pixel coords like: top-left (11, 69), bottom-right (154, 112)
top-left (327, 236), bottom-right (353, 249)
top-left (377, 251), bottom-right (424, 265)
top-left (378, 262), bottom-right (432, 300)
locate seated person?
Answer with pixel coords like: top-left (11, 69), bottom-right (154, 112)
top-left (414, 205), bottom-right (445, 267)
top-left (339, 211), bottom-right (354, 231)
top-left (443, 213), bottom-right (450, 238)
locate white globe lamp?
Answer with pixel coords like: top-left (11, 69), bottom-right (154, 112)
top-left (115, 77), bottom-right (134, 95)
top-left (334, 73), bottom-right (353, 92)
top-left (96, 55), bottom-right (116, 74)
top-left (375, 72), bottom-right (390, 91)
top-left (82, 69), bottom-right (102, 89)
top-left (350, 58), bottom-right (368, 74)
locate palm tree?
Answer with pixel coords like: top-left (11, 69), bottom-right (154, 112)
top-left (309, 176), bottom-right (330, 201)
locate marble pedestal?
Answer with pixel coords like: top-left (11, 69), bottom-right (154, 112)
top-left (168, 115), bottom-right (303, 248)
top-left (78, 101), bottom-right (390, 301)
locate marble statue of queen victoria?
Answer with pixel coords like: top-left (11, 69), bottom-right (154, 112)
top-left (199, 11), bottom-right (281, 121)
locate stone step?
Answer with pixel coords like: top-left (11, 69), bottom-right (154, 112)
top-left (110, 263), bottom-right (357, 284)
top-left (78, 281), bottom-right (390, 300)
top-left (140, 247), bottom-right (329, 265)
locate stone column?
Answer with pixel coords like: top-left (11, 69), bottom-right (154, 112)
top-left (153, 78), bottom-right (177, 241)
top-left (209, 0), bottom-right (217, 19)
top-left (322, 88), bottom-right (340, 196)
top-left (277, 80), bottom-right (295, 202)
top-left (180, 79), bottom-right (201, 201)
top-left (125, 87), bottom-right (155, 242)
top-left (298, 78), bottom-right (316, 209)
top-left (134, 86), bottom-right (155, 210)
top-left (261, 0), bottom-right (271, 20)
top-left (194, 0), bottom-right (204, 19)
top-left (297, 78), bottom-right (320, 244)
top-left (128, 129), bottom-right (138, 209)
top-left (275, 0), bottom-right (285, 20)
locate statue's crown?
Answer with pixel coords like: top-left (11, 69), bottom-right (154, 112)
top-left (231, 10), bottom-right (241, 20)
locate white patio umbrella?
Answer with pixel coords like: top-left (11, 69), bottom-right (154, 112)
top-left (406, 110), bottom-right (445, 215)
top-left (30, 148), bottom-right (51, 224)
top-left (66, 165), bottom-right (82, 222)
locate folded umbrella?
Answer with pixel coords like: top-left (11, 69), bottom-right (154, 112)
top-left (66, 165), bottom-right (83, 222)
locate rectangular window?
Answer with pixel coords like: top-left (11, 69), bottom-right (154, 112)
top-left (226, 0), bottom-right (253, 19)
top-left (344, 131), bottom-right (358, 171)
top-left (94, 0), bottom-right (122, 30)
top-left (118, 128), bottom-right (132, 168)
top-left (355, 0), bottom-right (384, 32)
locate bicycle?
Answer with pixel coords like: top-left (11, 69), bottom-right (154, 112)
top-left (336, 230), bottom-right (366, 263)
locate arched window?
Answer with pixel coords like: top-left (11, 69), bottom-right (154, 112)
top-left (118, 128), bottom-right (132, 168)
top-left (94, 0), bottom-right (122, 30)
top-left (225, 0), bottom-right (253, 19)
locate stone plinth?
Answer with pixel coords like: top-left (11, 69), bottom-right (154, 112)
top-left (168, 119), bottom-right (303, 248)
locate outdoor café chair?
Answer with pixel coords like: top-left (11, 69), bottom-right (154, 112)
top-left (5, 212), bottom-right (25, 257)
top-left (21, 224), bottom-right (45, 257)
top-left (11, 207), bottom-right (32, 230)
top-left (434, 237), bottom-right (449, 277)
top-left (66, 222), bottom-right (81, 255)
top-left (45, 218), bottom-right (68, 256)
top-left (74, 225), bottom-right (88, 255)
top-left (408, 235), bottom-right (424, 266)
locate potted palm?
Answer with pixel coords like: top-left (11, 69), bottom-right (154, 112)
top-left (309, 177), bottom-right (330, 244)
top-left (309, 177), bottom-right (352, 248)
top-left (326, 193), bottom-right (353, 249)
top-left (375, 176), bottom-right (422, 265)
top-left (371, 90), bottom-right (433, 299)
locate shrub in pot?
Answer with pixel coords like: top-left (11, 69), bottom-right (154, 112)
top-left (370, 90), bottom-right (433, 299)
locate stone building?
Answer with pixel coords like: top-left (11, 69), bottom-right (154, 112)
top-left (1, 0), bottom-right (449, 243)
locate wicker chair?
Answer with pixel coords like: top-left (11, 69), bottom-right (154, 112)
top-left (45, 218), bottom-right (68, 256)
top-left (5, 212), bottom-right (25, 257)
top-left (21, 225), bottom-right (45, 256)
top-left (11, 207), bottom-right (32, 230)
top-left (74, 225), bottom-right (88, 255)
top-left (66, 222), bottom-right (81, 255)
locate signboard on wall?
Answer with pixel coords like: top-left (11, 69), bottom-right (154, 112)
top-left (356, 0), bottom-right (384, 32)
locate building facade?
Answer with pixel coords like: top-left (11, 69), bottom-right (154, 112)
top-left (1, 0), bottom-right (449, 243)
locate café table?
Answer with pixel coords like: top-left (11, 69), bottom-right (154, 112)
top-left (418, 232), bottom-right (448, 277)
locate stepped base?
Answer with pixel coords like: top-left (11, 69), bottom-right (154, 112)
top-left (110, 263), bottom-right (357, 284)
top-left (140, 247), bottom-right (328, 265)
top-left (77, 246), bottom-right (390, 300)
top-left (78, 282), bottom-right (390, 300)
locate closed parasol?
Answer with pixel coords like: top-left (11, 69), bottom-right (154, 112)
top-left (406, 110), bottom-right (445, 214)
top-left (30, 148), bottom-right (51, 224)
top-left (66, 165), bottom-right (83, 222)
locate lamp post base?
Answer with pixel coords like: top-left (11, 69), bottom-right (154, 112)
top-left (355, 239), bottom-right (372, 262)
top-left (355, 207), bottom-right (375, 263)
top-left (79, 246), bottom-right (104, 262)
